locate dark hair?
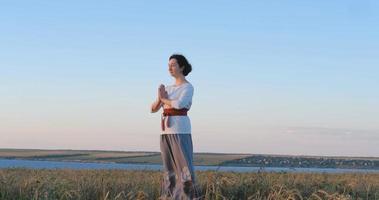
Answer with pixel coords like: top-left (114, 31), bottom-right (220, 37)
top-left (169, 54), bottom-right (192, 76)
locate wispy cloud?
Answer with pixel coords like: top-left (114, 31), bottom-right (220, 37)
top-left (284, 127), bottom-right (379, 141)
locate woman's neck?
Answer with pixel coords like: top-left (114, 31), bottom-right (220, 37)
top-left (174, 76), bottom-right (188, 86)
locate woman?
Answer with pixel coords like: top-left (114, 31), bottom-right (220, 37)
top-left (151, 54), bottom-right (201, 199)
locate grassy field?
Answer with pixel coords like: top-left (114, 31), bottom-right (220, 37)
top-left (0, 149), bottom-right (251, 166)
top-left (3, 148), bottom-right (379, 169)
top-left (0, 168), bottom-right (378, 200)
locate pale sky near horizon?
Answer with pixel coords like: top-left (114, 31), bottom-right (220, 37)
top-left (1, 1), bottom-right (378, 157)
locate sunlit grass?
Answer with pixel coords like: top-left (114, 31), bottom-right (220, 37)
top-left (0, 168), bottom-right (378, 199)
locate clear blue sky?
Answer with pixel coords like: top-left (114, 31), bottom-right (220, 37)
top-left (1, 1), bottom-right (378, 157)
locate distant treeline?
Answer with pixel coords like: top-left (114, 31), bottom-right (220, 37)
top-left (222, 155), bottom-right (379, 169)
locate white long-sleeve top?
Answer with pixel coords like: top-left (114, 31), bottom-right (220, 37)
top-left (162, 82), bottom-right (194, 134)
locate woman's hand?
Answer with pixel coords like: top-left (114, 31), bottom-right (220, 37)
top-left (158, 84), bottom-right (168, 100)
top-left (151, 84), bottom-right (165, 113)
top-left (158, 84), bottom-right (172, 107)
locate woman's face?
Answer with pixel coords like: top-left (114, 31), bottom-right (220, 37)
top-left (168, 58), bottom-right (183, 77)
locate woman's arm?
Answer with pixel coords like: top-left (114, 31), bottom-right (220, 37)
top-left (160, 98), bottom-right (172, 107)
top-left (151, 84), bottom-right (166, 113)
top-left (150, 98), bottom-right (163, 113)
top-left (158, 84), bottom-right (172, 107)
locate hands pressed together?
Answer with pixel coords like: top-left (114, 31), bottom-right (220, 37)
top-left (158, 84), bottom-right (168, 102)
top-left (151, 84), bottom-right (169, 113)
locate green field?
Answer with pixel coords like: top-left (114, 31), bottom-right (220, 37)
top-left (0, 149), bottom-right (251, 166)
top-left (0, 168), bottom-right (378, 199)
top-left (1, 148), bottom-right (379, 169)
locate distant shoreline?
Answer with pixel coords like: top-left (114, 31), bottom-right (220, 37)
top-left (1, 148), bottom-right (378, 170)
top-left (1, 147), bottom-right (378, 159)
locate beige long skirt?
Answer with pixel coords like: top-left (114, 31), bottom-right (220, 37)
top-left (160, 134), bottom-right (202, 200)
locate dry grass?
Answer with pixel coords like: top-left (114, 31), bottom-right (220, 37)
top-left (0, 168), bottom-right (378, 200)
